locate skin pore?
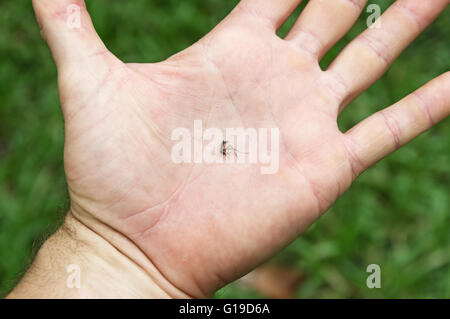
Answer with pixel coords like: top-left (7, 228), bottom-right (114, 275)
top-left (7, 0), bottom-right (449, 298)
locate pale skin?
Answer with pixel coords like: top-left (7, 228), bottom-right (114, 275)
top-left (7, 0), bottom-right (449, 298)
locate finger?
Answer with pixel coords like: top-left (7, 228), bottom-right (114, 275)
top-left (285, 0), bottom-right (368, 59)
top-left (344, 72), bottom-right (450, 178)
top-left (329, 0), bottom-right (449, 111)
top-left (32, 0), bottom-right (108, 68)
top-left (236, 0), bottom-right (304, 30)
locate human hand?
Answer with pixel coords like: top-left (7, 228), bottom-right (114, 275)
top-left (30, 0), bottom-right (449, 298)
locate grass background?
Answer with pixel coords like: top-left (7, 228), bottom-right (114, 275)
top-left (0, 0), bottom-right (448, 298)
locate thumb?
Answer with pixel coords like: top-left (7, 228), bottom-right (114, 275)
top-left (32, 0), bottom-right (108, 68)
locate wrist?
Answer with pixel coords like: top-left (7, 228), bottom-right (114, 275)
top-left (8, 210), bottom-right (190, 299)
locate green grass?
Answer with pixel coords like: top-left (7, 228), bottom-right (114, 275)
top-left (0, 0), bottom-right (449, 298)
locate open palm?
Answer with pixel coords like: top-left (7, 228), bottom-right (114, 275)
top-left (33, 0), bottom-right (449, 297)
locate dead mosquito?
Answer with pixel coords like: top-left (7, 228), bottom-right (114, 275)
top-left (221, 140), bottom-right (237, 158)
top-left (221, 140), bottom-right (248, 159)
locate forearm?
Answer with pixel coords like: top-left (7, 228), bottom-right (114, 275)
top-left (7, 212), bottom-right (183, 299)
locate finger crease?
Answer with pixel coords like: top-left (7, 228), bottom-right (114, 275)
top-left (359, 34), bottom-right (390, 66)
top-left (394, 2), bottom-right (423, 30)
top-left (380, 111), bottom-right (402, 149)
top-left (412, 91), bottom-right (435, 126)
top-left (342, 137), bottom-right (365, 180)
